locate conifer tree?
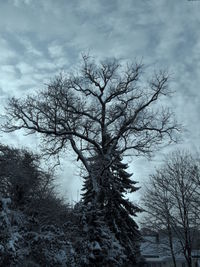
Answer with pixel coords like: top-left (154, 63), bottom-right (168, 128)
top-left (106, 151), bottom-right (142, 263)
top-left (82, 137), bottom-right (142, 264)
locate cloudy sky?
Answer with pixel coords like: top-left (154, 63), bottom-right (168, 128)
top-left (0, 0), bottom-right (200, 203)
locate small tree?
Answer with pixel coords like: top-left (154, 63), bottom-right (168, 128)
top-left (141, 151), bottom-right (200, 267)
top-left (3, 55), bottom-right (179, 264)
top-left (0, 144), bottom-right (70, 226)
top-left (0, 144), bottom-right (54, 206)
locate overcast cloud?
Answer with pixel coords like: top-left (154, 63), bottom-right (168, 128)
top-left (0, 0), bottom-right (200, 203)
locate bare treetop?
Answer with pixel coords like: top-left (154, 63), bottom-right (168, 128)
top-left (3, 56), bottom-right (180, 170)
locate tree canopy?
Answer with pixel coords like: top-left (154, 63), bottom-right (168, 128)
top-left (3, 55), bottom-right (180, 266)
top-left (4, 56), bottom-right (179, 162)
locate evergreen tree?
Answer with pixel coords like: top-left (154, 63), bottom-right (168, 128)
top-left (105, 151), bottom-right (142, 263)
top-left (82, 137), bottom-right (142, 265)
top-left (73, 201), bottom-right (126, 267)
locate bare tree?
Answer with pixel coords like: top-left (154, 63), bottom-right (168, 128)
top-left (141, 151), bottom-right (200, 267)
top-left (141, 167), bottom-right (179, 267)
top-left (3, 55), bottom-right (179, 265)
top-left (4, 56), bottom-right (178, 178)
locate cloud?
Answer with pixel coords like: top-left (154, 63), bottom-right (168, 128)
top-left (19, 37), bottom-right (42, 57)
top-left (0, 37), bottom-right (18, 64)
top-left (13, 0), bottom-right (33, 7)
top-left (48, 43), bottom-right (64, 59)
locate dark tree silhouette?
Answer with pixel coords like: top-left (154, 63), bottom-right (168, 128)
top-left (0, 144), bottom-right (53, 206)
top-left (141, 151), bottom-right (200, 267)
top-left (82, 135), bottom-right (142, 263)
top-left (3, 55), bottom-right (179, 265)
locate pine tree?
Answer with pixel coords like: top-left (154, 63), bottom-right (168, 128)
top-left (105, 150), bottom-right (142, 264)
top-left (82, 138), bottom-right (142, 265)
top-left (72, 201), bottom-right (126, 266)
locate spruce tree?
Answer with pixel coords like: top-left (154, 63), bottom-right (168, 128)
top-left (82, 137), bottom-right (142, 265)
top-left (105, 150), bottom-right (142, 263)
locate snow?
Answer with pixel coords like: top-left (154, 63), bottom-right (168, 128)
top-left (90, 241), bottom-right (101, 251)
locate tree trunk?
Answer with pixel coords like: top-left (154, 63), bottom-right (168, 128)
top-left (167, 223), bottom-right (177, 267)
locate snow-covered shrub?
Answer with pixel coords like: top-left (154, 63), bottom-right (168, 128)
top-left (0, 196), bottom-right (75, 266)
top-left (0, 197), bottom-right (29, 266)
top-left (27, 225), bottom-right (75, 267)
top-left (71, 202), bottom-right (126, 266)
